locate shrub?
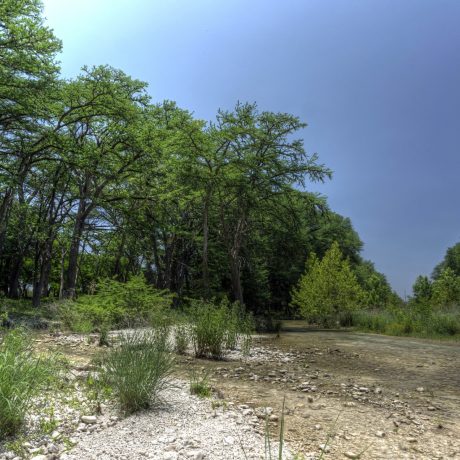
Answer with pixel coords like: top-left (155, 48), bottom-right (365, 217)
top-left (57, 276), bottom-right (174, 332)
top-left (188, 299), bottom-right (253, 359)
top-left (0, 329), bottom-right (59, 439)
top-left (431, 314), bottom-right (460, 336)
top-left (98, 329), bottom-right (174, 414)
top-left (290, 242), bottom-right (365, 325)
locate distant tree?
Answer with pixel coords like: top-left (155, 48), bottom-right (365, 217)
top-left (431, 268), bottom-right (460, 307)
top-left (354, 260), bottom-right (393, 308)
top-left (290, 241), bottom-right (364, 324)
top-left (432, 242), bottom-right (460, 279)
top-left (412, 275), bottom-right (432, 303)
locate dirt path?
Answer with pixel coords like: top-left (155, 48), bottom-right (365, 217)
top-left (179, 323), bottom-right (460, 459)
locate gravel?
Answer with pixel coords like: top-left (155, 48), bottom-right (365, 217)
top-left (61, 379), bottom-right (293, 460)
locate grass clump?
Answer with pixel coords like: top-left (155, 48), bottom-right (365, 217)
top-left (190, 370), bottom-right (212, 398)
top-left (0, 328), bottom-right (60, 439)
top-left (97, 328), bottom-right (174, 414)
top-left (189, 369), bottom-right (212, 398)
top-left (174, 323), bottom-right (190, 355)
top-left (188, 299), bottom-right (253, 360)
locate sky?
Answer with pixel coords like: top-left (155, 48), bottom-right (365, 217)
top-left (42, 0), bottom-right (460, 297)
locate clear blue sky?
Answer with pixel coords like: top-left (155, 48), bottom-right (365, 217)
top-left (42, 0), bottom-right (460, 297)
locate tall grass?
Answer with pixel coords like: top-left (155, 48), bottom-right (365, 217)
top-left (97, 329), bottom-right (174, 414)
top-left (348, 307), bottom-right (460, 339)
top-left (188, 299), bottom-right (253, 359)
top-left (0, 329), bottom-right (59, 439)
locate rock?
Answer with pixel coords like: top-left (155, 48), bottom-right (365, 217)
top-left (344, 452), bottom-right (359, 459)
top-left (319, 444), bottom-right (330, 453)
top-left (406, 437), bottom-right (417, 443)
top-left (416, 387), bottom-right (425, 392)
top-left (224, 436), bottom-right (235, 445)
top-left (47, 443), bottom-right (59, 454)
top-left (185, 451), bottom-right (204, 460)
top-left (163, 453), bottom-right (178, 460)
top-left (51, 430), bottom-right (61, 440)
top-left (81, 415), bottom-right (97, 424)
top-left (30, 456), bottom-right (48, 460)
top-left (427, 406), bottom-right (436, 411)
top-left (374, 387), bottom-right (382, 394)
top-left (375, 431), bottom-right (386, 438)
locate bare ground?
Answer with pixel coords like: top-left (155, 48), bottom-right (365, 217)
top-left (35, 324), bottom-right (460, 459)
top-left (178, 322), bottom-right (460, 459)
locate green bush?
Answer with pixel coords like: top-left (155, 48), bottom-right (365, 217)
top-left (431, 314), bottom-right (460, 336)
top-left (0, 329), bottom-right (59, 439)
top-left (188, 299), bottom-right (253, 360)
top-left (57, 276), bottom-right (174, 332)
top-left (98, 329), bottom-right (174, 414)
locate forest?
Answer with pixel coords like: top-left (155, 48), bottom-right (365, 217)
top-left (1, 0), bottom-right (460, 338)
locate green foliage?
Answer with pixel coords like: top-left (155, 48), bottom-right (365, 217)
top-left (350, 307), bottom-right (460, 339)
top-left (412, 275), bottom-right (433, 303)
top-left (431, 268), bottom-right (460, 307)
top-left (432, 242), bottom-right (460, 279)
top-left (354, 260), bottom-right (394, 309)
top-left (97, 329), bottom-right (174, 414)
top-left (0, 329), bottom-right (60, 439)
top-left (174, 323), bottom-right (190, 355)
top-left (290, 242), bottom-right (365, 326)
top-left (188, 299), bottom-right (253, 359)
top-left (189, 369), bottom-right (212, 398)
top-left (58, 276), bottom-right (173, 332)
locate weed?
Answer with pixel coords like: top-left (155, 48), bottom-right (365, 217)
top-left (0, 328), bottom-right (61, 439)
top-left (38, 405), bottom-right (59, 434)
top-left (189, 369), bottom-right (212, 398)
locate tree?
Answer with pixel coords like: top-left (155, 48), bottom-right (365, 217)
top-left (290, 241), bottom-right (364, 324)
top-left (0, 0), bottom-right (61, 296)
top-left (432, 242), bottom-right (460, 279)
top-left (354, 260), bottom-right (393, 308)
top-left (412, 275), bottom-right (432, 304)
top-left (209, 103), bottom-right (331, 304)
top-left (431, 268), bottom-right (460, 307)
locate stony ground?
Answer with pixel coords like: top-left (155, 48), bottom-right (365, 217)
top-left (183, 324), bottom-right (460, 459)
top-left (1, 325), bottom-right (459, 460)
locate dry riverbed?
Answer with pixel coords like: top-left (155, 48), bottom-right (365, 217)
top-left (1, 323), bottom-right (459, 459)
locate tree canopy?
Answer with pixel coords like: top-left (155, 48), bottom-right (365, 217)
top-left (0, 0), bottom-right (398, 314)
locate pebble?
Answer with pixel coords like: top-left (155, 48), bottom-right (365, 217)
top-left (81, 415), bottom-right (98, 424)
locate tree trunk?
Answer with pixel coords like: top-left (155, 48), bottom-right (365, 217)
top-left (8, 253), bottom-right (23, 299)
top-left (202, 190), bottom-right (211, 298)
top-left (0, 189), bottom-right (13, 259)
top-left (229, 254), bottom-right (244, 305)
top-left (64, 198), bottom-right (89, 298)
top-left (59, 246), bottom-right (66, 300)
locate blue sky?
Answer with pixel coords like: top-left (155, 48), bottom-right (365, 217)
top-left (42, 0), bottom-right (460, 296)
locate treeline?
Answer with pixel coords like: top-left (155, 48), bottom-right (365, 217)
top-left (0, 0), bottom-right (395, 313)
top-left (411, 242), bottom-right (460, 308)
